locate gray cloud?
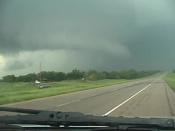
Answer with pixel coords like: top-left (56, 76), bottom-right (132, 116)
top-left (5, 60), bottom-right (30, 71)
top-left (0, 0), bottom-right (175, 76)
top-left (0, 0), bottom-right (134, 53)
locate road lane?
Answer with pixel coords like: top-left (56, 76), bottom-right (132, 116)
top-left (102, 84), bottom-right (151, 116)
top-left (1, 75), bottom-right (175, 117)
top-left (109, 78), bottom-right (175, 117)
top-left (53, 81), bottom-right (150, 115)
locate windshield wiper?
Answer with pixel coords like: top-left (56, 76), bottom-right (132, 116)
top-left (0, 107), bottom-right (174, 130)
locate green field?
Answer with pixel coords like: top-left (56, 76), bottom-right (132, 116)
top-left (0, 79), bottom-right (129, 105)
top-left (164, 73), bottom-right (175, 91)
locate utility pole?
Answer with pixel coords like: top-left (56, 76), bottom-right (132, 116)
top-left (39, 62), bottom-right (42, 82)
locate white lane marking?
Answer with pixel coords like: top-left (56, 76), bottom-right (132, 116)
top-left (56, 99), bottom-right (81, 107)
top-left (103, 84), bottom-right (151, 116)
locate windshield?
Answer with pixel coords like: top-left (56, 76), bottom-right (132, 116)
top-left (0, 0), bottom-right (175, 119)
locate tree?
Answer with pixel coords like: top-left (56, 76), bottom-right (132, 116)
top-left (85, 70), bottom-right (105, 80)
top-left (105, 71), bottom-right (120, 79)
top-left (15, 73), bottom-right (37, 82)
top-left (66, 69), bottom-right (84, 80)
top-left (1, 70), bottom-right (159, 82)
top-left (55, 72), bottom-right (66, 81)
top-left (119, 70), bottom-right (138, 79)
top-left (2, 75), bottom-right (16, 82)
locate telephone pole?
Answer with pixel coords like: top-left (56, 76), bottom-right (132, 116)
top-left (39, 62), bottom-right (42, 82)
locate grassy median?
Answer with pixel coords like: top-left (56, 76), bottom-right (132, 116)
top-left (0, 79), bottom-right (129, 105)
top-left (164, 73), bottom-right (175, 91)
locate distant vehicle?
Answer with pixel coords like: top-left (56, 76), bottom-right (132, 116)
top-left (34, 80), bottom-right (50, 88)
top-left (35, 80), bottom-right (41, 84)
top-left (39, 83), bottom-right (50, 88)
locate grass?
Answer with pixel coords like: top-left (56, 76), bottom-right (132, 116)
top-left (0, 79), bottom-right (129, 105)
top-left (164, 73), bottom-right (175, 91)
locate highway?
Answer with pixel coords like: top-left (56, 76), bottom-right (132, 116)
top-left (2, 75), bottom-right (175, 117)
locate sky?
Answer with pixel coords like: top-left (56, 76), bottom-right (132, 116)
top-left (1, 0), bottom-right (175, 77)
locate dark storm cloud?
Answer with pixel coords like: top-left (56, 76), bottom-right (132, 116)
top-left (5, 60), bottom-right (28, 71)
top-left (0, 0), bottom-right (133, 54)
top-left (1, 0), bottom-right (175, 74)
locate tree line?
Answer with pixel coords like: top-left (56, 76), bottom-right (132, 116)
top-left (1, 69), bottom-right (159, 82)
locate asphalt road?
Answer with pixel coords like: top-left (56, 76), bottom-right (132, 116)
top-left (1, 75), bottom-right (175, 117)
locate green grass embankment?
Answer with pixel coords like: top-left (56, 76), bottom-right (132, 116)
top-left (164, 73), bottom-right (175, 91)
top-left (0, 79), bottom-right (128, 105)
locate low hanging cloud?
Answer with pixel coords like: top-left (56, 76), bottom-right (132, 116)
top-left (1, 0), bottom-right (175, 76)
top-left (5, 60), bottom-right (30, 71)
